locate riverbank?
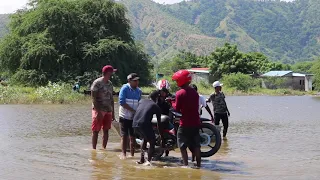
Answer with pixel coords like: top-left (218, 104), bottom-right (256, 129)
top-left (0, 83), bottom-right (318, 104)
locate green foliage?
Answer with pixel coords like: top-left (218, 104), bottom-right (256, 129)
top-left (118, 0), bottom-right (320, 62)
top-left (310, 59), bottom-right (320, 90)
top-left (262, 77), bottom-right (287, 89)
top-left (291, 61), bottom-right (315, 73)
top-left (222, 73), bottom-right (259, 91)
top-left (157, 54), bottom-right (191, 76)
top-left (10, 69), bottom-right (48, 86)
top-left (0, 0), bottom-right (151, 86)
top-left (0, 83), bottom-right (89, 104)
top-left (208, 43), bottom-right (289, 79)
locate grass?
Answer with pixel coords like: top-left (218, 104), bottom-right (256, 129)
top-left (0, 83), bottom-right (317, 104)
top-left (0, 82), bottom-right (90, 104)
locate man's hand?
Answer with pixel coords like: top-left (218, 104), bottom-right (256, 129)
top-left (227, 111), bottom-right (230, 117)
top-left (112, 113), bottom-right (116, 121)
top-left (211, 117), bottom-right (215, 123)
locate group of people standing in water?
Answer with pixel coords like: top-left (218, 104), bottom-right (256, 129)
top-left (90, 65), bottom-right (230, 167)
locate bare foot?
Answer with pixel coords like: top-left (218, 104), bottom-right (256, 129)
top-left (136, 160), bottom-right (145, 164)
top-left (142, 161), bottom-right (151, 166)
top-left (127, 155), bottom-right (134, 158)
top-left (118, 154), bottom-right (126, 160)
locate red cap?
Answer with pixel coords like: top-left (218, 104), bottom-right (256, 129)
top-left (102, 65), bottom-right (117, 73)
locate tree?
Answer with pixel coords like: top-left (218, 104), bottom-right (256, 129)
top-left (310, 58), bottom-right (320, 90)
top-left (291, 61), bottom-right (315, 73)
top-left (207, 43), bottom-right (289, 80)
top-left (0, 0), bottom-right (151, 86)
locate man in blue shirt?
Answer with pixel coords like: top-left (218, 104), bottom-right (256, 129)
top-left (118, 73), bottom-right (142, 159)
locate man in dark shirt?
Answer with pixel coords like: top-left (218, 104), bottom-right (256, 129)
top-left (133, 91), bottom-right (163, 164)
top-left (172, 70), bottom-right (201, 167)
top-left (207, 81), bottom-right (230, 138)
top-left (156, 88), bottom-right (171, 116)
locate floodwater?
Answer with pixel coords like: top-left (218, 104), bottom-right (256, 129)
top-left (0, 96), bottom-right (320, 180)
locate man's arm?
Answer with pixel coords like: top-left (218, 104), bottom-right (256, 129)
top-left (155, 106), bottom-right (164, 146)
top-left (205, 105), bottom-right (214, 120)
top-left (91, 82), bottom-right (101, 111)
top-left (111, 86), bottom-right (115, 120)
top-left (119, 86), bottom-right (135, 112)
top-left (91, 82), bottom-right (103, 120)
top-left (222, 93), bottom-right (230, 116)
top-left (206, 93), bottom-right (213, 103)
top-left (173, 92), bottom-right (181, 112)
top-left (92, 91), bottom-right (101, 111)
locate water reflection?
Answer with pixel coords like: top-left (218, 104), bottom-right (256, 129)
top-left (218, 139), bottom-right (230, 156)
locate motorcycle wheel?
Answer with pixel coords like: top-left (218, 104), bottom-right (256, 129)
top-left (199, 123), bottom-right (221, 157)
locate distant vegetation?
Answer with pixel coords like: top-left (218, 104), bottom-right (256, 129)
top-left (1, 0), bottom-right (320, 93)
top-left (0, 0), bottom-right (151, 87)
top-left (120, 0), bottom-right (320, 63)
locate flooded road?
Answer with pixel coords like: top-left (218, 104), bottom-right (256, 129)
top-left (0, 96), bottom-right (320, 180)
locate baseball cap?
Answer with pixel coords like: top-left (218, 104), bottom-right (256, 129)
top-left (127, 73), bottom-right (140, 81)
top-left (212, 81), bottom-right (223, 88)
top-left (102, 65), bottom-right (117, 73)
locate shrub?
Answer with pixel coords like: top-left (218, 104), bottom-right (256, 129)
top-left (222, 73), bottom-right (259, 91)
top-left (10, 69), bottom-right (48, 87)
top-left (35, 82), bottom-right (70, 103)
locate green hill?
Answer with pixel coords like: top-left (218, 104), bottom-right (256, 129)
top-left (1, 0), bottom-right (320, 63)
top-left (120, 0), bottom-right (320, 63)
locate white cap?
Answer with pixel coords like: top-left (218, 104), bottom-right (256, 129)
top-left (212, 81), bottom-right (223, 88)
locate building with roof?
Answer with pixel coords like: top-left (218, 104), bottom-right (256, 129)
top-left (187, 68), bottom-right (214, 84)
top-left (261, 71), bottom-right (313, 91)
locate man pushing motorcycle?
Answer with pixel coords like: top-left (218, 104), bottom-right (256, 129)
top-left (172, 70), bottom-right (201, 168)
top-left (132, 91), bottom-right (164, 164)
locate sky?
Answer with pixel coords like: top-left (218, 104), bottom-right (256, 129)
top-left (0, 0), bottom-right (295, 14)
top-left (0, 0), bottom-right (29, 14)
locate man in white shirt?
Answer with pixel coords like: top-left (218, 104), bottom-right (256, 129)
top-left (190, 84), bottom-right (214, 121)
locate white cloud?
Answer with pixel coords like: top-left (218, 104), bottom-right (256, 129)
top-left (0, 0), bottom-right (28, 14)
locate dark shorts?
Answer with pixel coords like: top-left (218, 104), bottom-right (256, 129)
top-left (177, 126), bottom-right (201, 150)
top-left (119, 118), bottom-right (134, 137)
top-left (134, 125), bottom-right (155, 142)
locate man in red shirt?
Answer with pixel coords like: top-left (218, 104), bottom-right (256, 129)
top-left (172, 70), bottom-right (201, 168)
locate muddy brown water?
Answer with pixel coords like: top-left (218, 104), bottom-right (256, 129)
top-left (0, 96), bottom-right (320, 179)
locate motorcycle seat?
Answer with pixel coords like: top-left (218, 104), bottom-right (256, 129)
top-left (151, 115), bottom-right (170, 124)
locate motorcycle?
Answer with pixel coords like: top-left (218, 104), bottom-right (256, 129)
top-left (135, 109), bottom-right (222, 158)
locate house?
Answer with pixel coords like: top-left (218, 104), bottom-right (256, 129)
top-left (261, 71), bottom-right (313, 91)
top-left (188, 68), bottom-right (214, 84)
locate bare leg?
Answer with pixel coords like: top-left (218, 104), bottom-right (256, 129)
top-left (137, 139), bottom-right (147, 164)
top-left (92, 131), bottom-right (99, 149)
top-left (193, 147), bottom-right (201, 167)
top-left (165, 150), bottom-right (169, 157)
top-left (180, 148), bottom-right (189, 166)
top-left (129, 136), bottom-right (135, 157)
top-left (189, 147), bottom-right (195, 162)
top-left (121, 136), bottom-right (128, 157)
top-left (102, 130), bottom-right (109, 149)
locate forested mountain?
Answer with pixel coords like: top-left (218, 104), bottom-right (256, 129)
top-left (120, 0), bottom-right (320, 63)
top-left (1, 0), bottom-right (320, 63)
